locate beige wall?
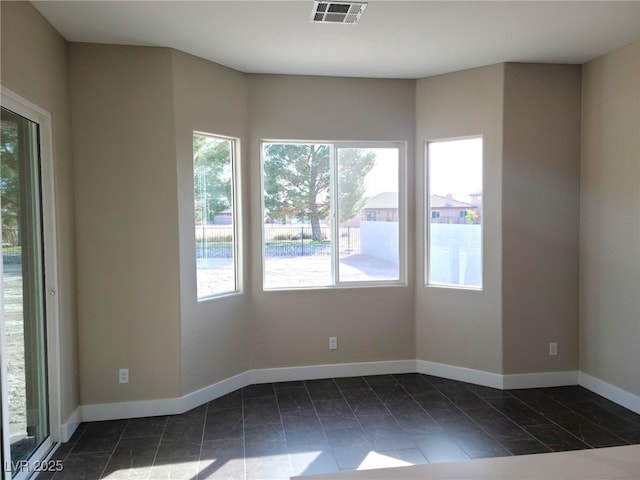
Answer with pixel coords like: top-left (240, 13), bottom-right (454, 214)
top-left (171, 50), bottom-right (250, 394)
top-left (0, 1), bottom-right (79, 423)
top-left (415, 65), bottom-right (504, 374)
top-left (69, 44), bottom-right (182, 403)
top-left (580, 42), bottom-right (640, 396)
top-left (502, 64), bottom-right (581, 374)
top-left (247, 75), bottom-right (417, 369)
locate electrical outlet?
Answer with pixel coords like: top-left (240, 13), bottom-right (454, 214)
top-left (329, 337), bottom-right (338, 350)
top-left (549, 342), bottom-right (558, 356)
top-left (119, 368), bottom-right (129, 384)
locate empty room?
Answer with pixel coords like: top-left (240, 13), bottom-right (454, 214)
top-left (1, 1), bottom-right (638, 479)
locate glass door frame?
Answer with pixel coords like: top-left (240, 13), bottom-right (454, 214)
top-left (1, 86), bottom-right (61, 479)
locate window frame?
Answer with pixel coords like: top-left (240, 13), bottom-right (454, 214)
top-left (193, 131), bottom-right (241, 301)
top-left (260, 140), bottom-right (407, 291)
top-left (425, 135), bottom-right (483, 291)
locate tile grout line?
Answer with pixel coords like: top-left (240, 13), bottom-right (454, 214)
top-left (465, 392), bottom-right (557, 454)
top-left (147, 416), bottom-right (169, 479)
top-left (271, 382), bottom-right (296, 477)
top-left (306, 377), bottom-right (367, 471)
top-left (97, 421), bottom-right (128, 480)
top-left (241, 385), bottom-right (247, 480)
top-left (300, 379), bottom-right (330, 442)
top-left (363, 374), bottom-right (433, 461)
top-left (363, 375), bottom-right (416, 427)
top-left (506, 391), bottom-right (590, 451)
top-left (300, 379), bottom-right (341, 471)
top-left (195, 401), bottom-right (210, 480)
top-left (393, 375), bottom-right (484, 458)
top-left (326, 378), bottom-right (364, 470)
top-left (49, 424), bottom-right (87, 480)
top-left (331, 377), bottom-right (385, 469)
top-left (452, 385), bottom-right (624, 453)
top-left (431, 380), bottom-right (574, 457)
top-left (553, 394), bottom-right (633, 445)
top-left (404, 375), bottom-right (517, 458)
top-left (511, 391), bottom-right (630, 449)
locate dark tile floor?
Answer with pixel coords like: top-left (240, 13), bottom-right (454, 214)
top-left (37, 374), bottom-right (640, 479)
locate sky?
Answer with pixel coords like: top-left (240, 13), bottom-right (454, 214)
top-left (355, 138), bottom-right (482, 203)
top-left (428, 137), bottom-right (482, 202)
top-left (362, 148), bottom-right (399, 196)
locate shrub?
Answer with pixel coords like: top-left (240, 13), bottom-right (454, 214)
top-left (195, 229), bottom-right (233, 242)
top-left (270, 231), bottom-right (317, 241)
top-left (271, 232), bottom-right (297, 241)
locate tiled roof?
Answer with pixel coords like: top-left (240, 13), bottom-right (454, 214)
top-left (364, 192), bottom-right (398, 209)
top-left (430, 194), bottom-right (477, 208)
top-left (364, 192), bottom-right (477, 209)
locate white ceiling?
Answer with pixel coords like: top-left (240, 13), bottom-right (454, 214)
top-left (32, 1), bottom-right (640, 79)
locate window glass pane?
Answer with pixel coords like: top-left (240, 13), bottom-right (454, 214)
top-left (263, 143), bottom-right (332, 289)
top-left (1, 107), bottom-right (50, 468)
top-left (262, 142), bottom-right (404, 290)
top-left (337, 147), bottom-right (400, 282)
top-left (193, 133), bottom-right (237, 298)
top-left (427, 138), bottom-right (482, 288)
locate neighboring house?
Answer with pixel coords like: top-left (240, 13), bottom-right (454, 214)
top-left (430, 193), bottom-right (480, 223)
top-left (363, 192), bottom-right (399, 222)
top-left (212, 209), bottom-right (233, 225)
top-left (360, 192), bottom-right (481, 224)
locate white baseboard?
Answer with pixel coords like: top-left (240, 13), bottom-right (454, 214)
top-left (79, 361), bottom-right (414, 422)
top-left (416, 360), bottom-right (579, 390)
top-left (181, 370), bottom-right (250, 413)
top-left (81, 396), bottom-right (181, 423)
top-left (579, 372), bottom-right (640, 414)
top-left (59, 407), bottom-right (82, 443)
top-left (73, 362), bottom-right (638, 425)
top-left (81, 370), bottom-right (250, 422)
top-left (503, 370), bottom-right (579, 390)
top-left (250, 360), bottom-right (416, 384)
top-left (416, 360), bottom-right (504, 389)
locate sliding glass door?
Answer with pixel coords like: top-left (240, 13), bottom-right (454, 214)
top-left (1, 106), bottom-right (51, 477)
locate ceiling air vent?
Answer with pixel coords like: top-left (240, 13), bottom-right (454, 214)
top-left (311, 1), bottom-right (368, 24)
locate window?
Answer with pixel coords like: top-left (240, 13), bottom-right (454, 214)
top-left (193, 132), bottom-right (239, 299)
top-left (262, 142), bottom-right (404, 289)
top-left (426, 137), bottom-right (482, 289)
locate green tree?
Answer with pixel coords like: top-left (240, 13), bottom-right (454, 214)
top-left (193, 135), bottom-right (233, 224)
top-left (263, 144), bottom-right (376, 241)
top-left (465, 208), bottom-right (478, 224)
top-left (337, 149), bottom-right (377, 223)
top-left (0, 118), bottom-right (20, 232)
top-left (263, 144), bottom-right (330, 240)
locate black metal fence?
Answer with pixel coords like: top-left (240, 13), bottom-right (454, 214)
top-left (264, 226), bottom-right (330, 257)
top-left (2, 227), bottom-right (21, 264)
top-left (195, 225), bottom-right (361, 258)
top-left (195, 225), bottom-right (233, 258)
